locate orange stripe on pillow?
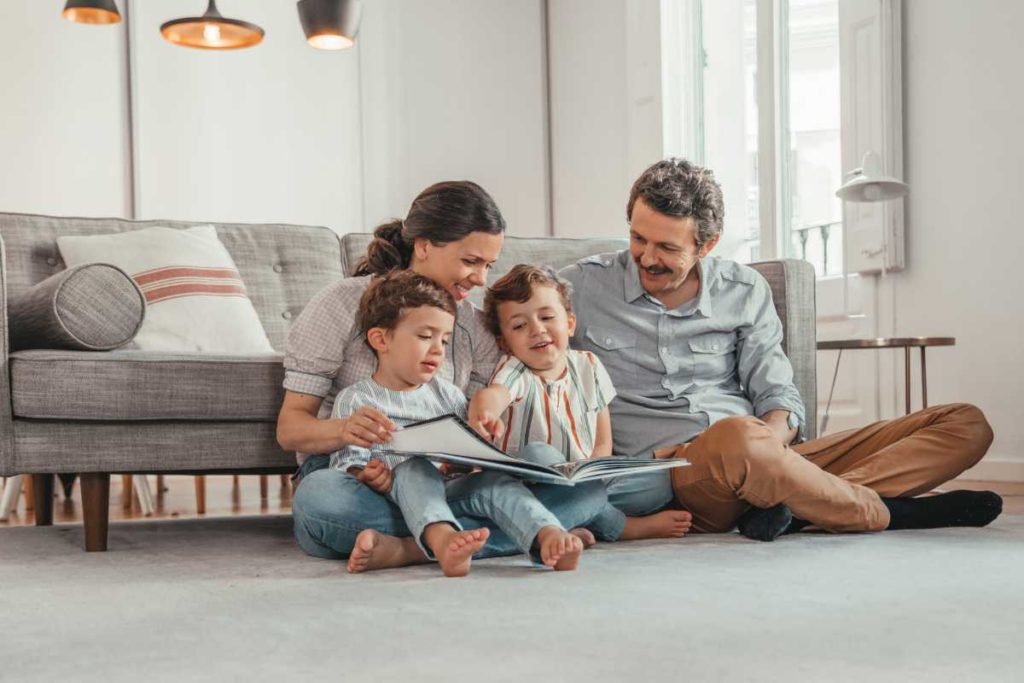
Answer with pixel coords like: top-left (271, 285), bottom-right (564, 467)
top-left (134, 266), bottom-right (242, 286)
top-left (144, 283), bottom-right (249, 304)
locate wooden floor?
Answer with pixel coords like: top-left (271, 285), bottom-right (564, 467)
top-left (1, 475), bottom-right (1022, 528)
top-left (0, 475), bottom-right (294, 527)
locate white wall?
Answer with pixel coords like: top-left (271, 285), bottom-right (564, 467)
top-left (1, 0), bottom-right (550, 238)
top-left (132, 0), bottom-right (363, 232)
top-left (898, 0), bottom-right (1024, 478)
top-left (359, 0), bottom-right (550, 237)
top-left (548, 0), bottom-right (662, 238)
top-left (0, 2), bottom-right (130, 218)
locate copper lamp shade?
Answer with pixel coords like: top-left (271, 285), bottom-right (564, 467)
top-left (62, 0), bottom-right (121, 25)
top-left (160, 0), bottom-right (264, 50)
top-left (298, 0), bottom-right (363, 50)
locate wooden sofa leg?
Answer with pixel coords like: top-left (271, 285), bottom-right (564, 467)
top-left (121, 474), bottom-right (134, 510)
top-left (80, 473), bottom-right (110, 552)
top-left (195, 475), bottom-right (206, 514)
top-left (32, 474), bottom-right (54, 526)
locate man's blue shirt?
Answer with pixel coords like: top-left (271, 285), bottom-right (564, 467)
top-left (559, 250), bottom-right (806, 457)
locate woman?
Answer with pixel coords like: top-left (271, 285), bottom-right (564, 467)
top-left (278, 180), bottom-right (606, 564)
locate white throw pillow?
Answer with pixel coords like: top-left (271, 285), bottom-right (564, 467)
top-left (57, 225), bottom-right (274, 353)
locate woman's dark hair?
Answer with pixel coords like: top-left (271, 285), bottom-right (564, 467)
top-left (354, 180), bottom-right (507, 277)
top-left (626, 158), bottom-right (725, 247)
top-left (357, 271), bottom-right (457, 354)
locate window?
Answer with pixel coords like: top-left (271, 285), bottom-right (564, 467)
top-left (664, 0), bottom-right (845, 277)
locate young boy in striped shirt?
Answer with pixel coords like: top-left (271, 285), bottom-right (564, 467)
top-left (470, 265), bottom-right (692, 542)
top-left (332, 271), bottom-right (587, 576)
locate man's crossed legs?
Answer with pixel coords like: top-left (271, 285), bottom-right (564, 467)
top-left (607, 403), bottom-right (1001, 540)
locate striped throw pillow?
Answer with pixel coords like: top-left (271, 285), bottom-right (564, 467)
top-left (57, 225), bottom-right (274, 353)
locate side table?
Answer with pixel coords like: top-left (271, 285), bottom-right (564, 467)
top-left (815, 337), bottom-right (956, 429)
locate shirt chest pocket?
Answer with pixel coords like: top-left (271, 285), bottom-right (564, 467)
top-left (687, 332), bottom-right (737, 385)
top-left (585, 326), bottom-right (639, 387)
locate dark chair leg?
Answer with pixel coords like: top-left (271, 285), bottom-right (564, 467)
top-left (32, 474), bottom-right (54, 526)
top-left (80, 473), bottom-right (110, 552)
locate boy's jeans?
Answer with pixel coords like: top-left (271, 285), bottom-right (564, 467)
top-left (515, 443), bottom-right (674, 541)
top-left (292, 455), bottom-right (608, 561)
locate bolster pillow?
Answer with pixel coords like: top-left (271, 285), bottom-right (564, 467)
top-left (8, 263), bottom-right (146, 351)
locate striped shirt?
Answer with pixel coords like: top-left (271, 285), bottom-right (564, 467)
top-left (329, 377), bottom-right (468, 472)
top-left (489, 350), bottom-right (617, 462)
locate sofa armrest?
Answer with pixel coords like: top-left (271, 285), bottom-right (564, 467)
top-left (0, 234), bottom-right (14, 475)
top-left (749, 259), bottom-right (817, 440)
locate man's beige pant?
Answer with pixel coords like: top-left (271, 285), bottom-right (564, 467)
top-left (669, 403), bottom-right (994, 533)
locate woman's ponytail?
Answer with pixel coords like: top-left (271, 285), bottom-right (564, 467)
top-left (353, 220), bottom-right (412, 276)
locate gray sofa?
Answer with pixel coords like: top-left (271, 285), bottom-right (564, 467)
top-left (0, 212), bottom-right (816, 551)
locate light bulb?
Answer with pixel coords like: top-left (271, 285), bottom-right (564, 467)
top-left (203, 23), bottom-right (221, 42)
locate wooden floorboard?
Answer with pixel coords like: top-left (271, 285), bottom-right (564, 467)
top-left (1, 474), bottom-right (1021, 528)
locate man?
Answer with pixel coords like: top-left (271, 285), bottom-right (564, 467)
top-left (559, 158), bottom-right (1000, 540)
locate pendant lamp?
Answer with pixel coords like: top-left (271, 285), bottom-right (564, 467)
top-left (160, 0), bottom-right (264, 50)
top-left (297, 0), bottom-right (363, 50)
top-left (62, 0), bottom-right (121, 25)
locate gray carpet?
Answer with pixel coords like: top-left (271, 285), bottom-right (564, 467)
top-left (2, 515), bottom-right (1022, 682)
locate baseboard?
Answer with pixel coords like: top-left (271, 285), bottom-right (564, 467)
top-left (956, 458), bottom-right (1024, 483)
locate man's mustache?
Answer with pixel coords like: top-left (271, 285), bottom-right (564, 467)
top-left (636, 261), bottom-right (671, 275)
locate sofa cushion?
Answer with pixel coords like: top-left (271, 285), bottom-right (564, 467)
top-left (7, 263), bottom-right (145, 351)
top-left (9, 349), bottom-right (284, 421)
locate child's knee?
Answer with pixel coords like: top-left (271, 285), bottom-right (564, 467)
top-left (517, 442), bottom-right (566, 466)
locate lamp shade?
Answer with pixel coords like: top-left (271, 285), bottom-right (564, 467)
top-left (836, 151), bottom-right (908, 203)
top-left (160, 0), bottom-right (264, 50)
top-left (62, 0), bottom-right (121, 25)
top-left (298, 0), bottom-right (363, 50)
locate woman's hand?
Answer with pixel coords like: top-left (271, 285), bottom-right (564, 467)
top-left (349, 460), bottom-right (393, 493)
top-left (339, 406), bottom-right (396, 448)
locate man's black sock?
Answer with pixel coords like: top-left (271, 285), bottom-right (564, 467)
top-left (883, 490), bottom-right (1003, 530)
top-left (737, 503), bottom-right (793, 542)
top-left (782, 517), bottom-right (811, 535)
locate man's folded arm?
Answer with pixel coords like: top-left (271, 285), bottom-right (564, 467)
top-left (736, 278), bottom-right (807, 443)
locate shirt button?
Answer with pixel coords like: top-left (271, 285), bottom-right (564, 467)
top-left (605, 338), bottom-right (613, 345)
top-left (46, 257), bottom-right (58, 266)
top-left (282, 311), bottom-right (293, 320)
top-left (273, 264), bottom-right (283, 273)
top-left (712, 344), bottom-right (719, 351)
top-left (661, 347), bottom-right (668, 353)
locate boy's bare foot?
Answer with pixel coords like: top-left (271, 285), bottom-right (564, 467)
top-left (569, 527), bottom-right (597, 548)
top-left (535, 526), bottom-right (584, 571)
top-left (433, 528), bottom-right (490, 577)
top-left (347, 530), bottom-right (427, 573)
top-left (619, 510), bottom-right (693, 540)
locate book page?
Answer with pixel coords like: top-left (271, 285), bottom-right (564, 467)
top-left (388, 415), bottom-right (525, 464)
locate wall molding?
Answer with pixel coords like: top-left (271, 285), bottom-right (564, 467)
top-left (956, 457), bottom-right (1024, 484)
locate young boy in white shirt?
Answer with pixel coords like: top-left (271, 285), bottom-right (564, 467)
top-left (469, 265), bottom-right (693, 542)
top-left (333, 270), bottom-right (589, 575)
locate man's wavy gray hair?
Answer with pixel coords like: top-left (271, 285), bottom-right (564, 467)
top-left (627, 158), bottom-right (725, 248)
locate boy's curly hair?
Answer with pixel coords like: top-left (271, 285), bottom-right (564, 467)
top-left (483, 264), bottom-right (573, 337)
top-left (357, 271), bottom-right (457, 350)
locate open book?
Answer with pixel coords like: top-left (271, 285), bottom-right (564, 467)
top-left (386, 414), bottom-right (689, 486)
